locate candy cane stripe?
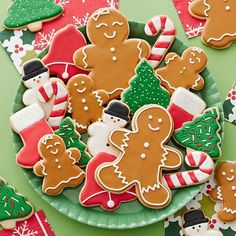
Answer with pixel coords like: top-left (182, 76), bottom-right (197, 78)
top-left (176, 173), bottom-right (187, 186)
top-left (188, 171), bottom-right (199, 183)
top-left (147, 21), bottom-right (157, 35)
top-left (54, 95), bottom-right (68, 105)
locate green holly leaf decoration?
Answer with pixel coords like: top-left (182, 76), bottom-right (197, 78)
top-left (55, 117), bottom-right (91, 167)
top-left (0, 178), bottom-right (33, 223)
top-left (174, 107), bottom-right (221, 158)
top-left (165, 220), bottom-right (182, 236)
top-left (220, 228), bottom-right (235, 236)
top-left (122, 60), bottom-right (170, 115)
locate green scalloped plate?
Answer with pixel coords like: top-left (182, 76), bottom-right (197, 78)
top-left (11, 21), bottom-right (224, 229)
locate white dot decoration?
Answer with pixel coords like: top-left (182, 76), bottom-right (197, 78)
top-left (234, 193), bottom-right (236, 198)
top-left (148, 115), bottom-right (153, 120)
top-left (58, 165), bottom-right (61, 169)
top-left (55, 159), bottom-right (59, 163)
top-left (232, 186), bottom-right (236, 191)
top-left (141, 153), bottom-right (146, 159)
top-left (82, 98), bottom-right (86, 103)
top-left (144, 142), bottom-right (150, 148)
top-left (226, 5), bottom-right (231, 11)
top-left (107, 200), bottom-right (115, 208)
top-left (74, 83), bottom-right (78, 86)
top-left (112, 56), bottom-right (117, 61)
top-left (158, 118), bottom-right (163, 124)
top-left (231, 169), bottom-right (234, 173)
top-left (84, 106), bottom-right (89, 111)
top-left (222, 172), bottom-right (226, 176)
top-left (62, 72), bottom-right (69, 79)
top-left (81, 81), bottom-right (85, 84)
top-left (110, 47), bottom-right (115, 52)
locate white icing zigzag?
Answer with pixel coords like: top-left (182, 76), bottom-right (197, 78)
top-left (192, 76), bottom-right (202, 89)
top-left (165, 55), bottom-right (177, 64)
top-left (93, 91), bottom-right (103, 106)
top-left (73, 119), bottom-right (87, 130)
top-left (68, 98), bottom-right (72, 113)
top-left (68, 150), bottom-right (76, 164)
top-left (137, 40), bottom-right (142, 60)
top-left (161, 149), bottom-right (168, 167)
top-left (42, 134), bottom-right (53, 145)
top-left (217, 186), bottom-right (223, 200)
top-left (120, 132), bottom-right (130, 151)
top-left (113, 164), bottom-right (128, 185)
top-left (204, 0), bottom-right (211, 16)
top-left (82, 47), bottom-right (88, 68)
top-left (223, 207), bottom-right (236, 215)
top-left (192, 47), bottom-right (203, 53)
top-left (207, 33), bottom-right (236, 43)
top-left (141, 183), bottom-right (160, 194)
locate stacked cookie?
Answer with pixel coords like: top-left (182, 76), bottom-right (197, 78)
top-left (9, 7), bottom-right (222, 212)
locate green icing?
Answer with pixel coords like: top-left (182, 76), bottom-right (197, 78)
top-left (4, 0), bottom-right (63, 28)
top-left (55, 117), bottom-right (91, 167)
top-left (122, 60), bottom-right (170, 115)
top-left (174, 107), bottom-right (221, 158)
top-left (0, 179), bottom-right (33, 221)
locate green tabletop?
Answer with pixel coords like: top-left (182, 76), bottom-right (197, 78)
top-left (0, 0), bottom-right (235, 235)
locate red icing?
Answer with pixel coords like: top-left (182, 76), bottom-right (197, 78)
top-left (42, 24), bottom-right (87, 82)
top-left (16, 119), bottom-right (53, 168)
top-left (80, 152), bottom-right (136, 211)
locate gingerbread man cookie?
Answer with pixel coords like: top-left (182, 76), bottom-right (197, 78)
top-left (189, 0), bottom-right (236, 49)
top-left (96, 104), bottom-right (183, 209)
top-left (67, 74), bottom-right (110, 133)
top-left (210, 162), bottom-right (236, 222)
top-left (73, 7), bottom-right (150, 96)
top-left (33, 134), bottom-right (85, 195)
top-left (155, 47), bottom-right (207, 95)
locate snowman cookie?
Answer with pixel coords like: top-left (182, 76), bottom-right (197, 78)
top-left (22, 59), bottom-right (68, 130)
top-left (73, 7), bottom-right (150, 97)
top-left (34, 134), bottom-right (85, 195)
top-left (67, 74), bottom-right (110, 133)
top-left (96, 104), bottom-right (183, 209)
top-left (155, 47), bottom-right (207, 95)
top-left (182, 210), bottom-right (223, 236)
top-left (210, 162), bottom-right (236, 222)
top-left (87, 100), bottom-right (130, 157)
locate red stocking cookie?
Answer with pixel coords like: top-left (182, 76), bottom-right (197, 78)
top-left (73, 7), bottom-right (150, 96)
top-left (42, 24), bottom-right (87, 82)
top-left (80, 152), bottom-right (136, 211)
top-left (34, 134), bottom-right (85, 195)
top-left (67, 74), bottom-right (110, 133)
top-left (189, 0), bottom-right (236, 48)
top-left (156, 47), bottom-right (207, 95)
top-left (96, 104), bottom-right (183, 209)
top-left (10, 104), bottom-right (53, 168)
top-left (210, 162), bottom-right (236, 222)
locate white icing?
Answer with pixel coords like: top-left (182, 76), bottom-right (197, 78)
top-left (81, 81), bottom-right (85, 84)
top-left (104, 31), bottom-right (117, 39)
top-left (148, 123), bottom-right (160, 131)
top-left (217, 186), bottom-right (223, 200)
top-left (110, 47), bottom-right (115, 52)
top-left (158, 118), bottom-right (162, 123)
top-left (84, 106), bottom-right (89, 111)
top-left (141, 183), bottom-right (160, 194)
top-left (58, 165), bottom-right (61, 169)
top-left (112, 56), bottom-right (117, 61)
top-left (192, 76), bottom-right (202, 89)
top-left (107, 200), bottom-right (115, 208)
top-left (165, 55), bottom-right (177, 64)
top-left (226, 5), bottom-right (231, 11)
top-left (93, 91), bottom-right (103, 106)
top-left (204, 0), bottom-right (211, 16)
top-left (113, 164), bottom-right (129, 185)
top-left (82, 98), bottom-right (86, 103)
top-left (148, 115), bottom-right (153, 120)
top-left (231, 169), bottom-right (234, 173)
top-left (140, 153), bottom-right (146, 159)
top-left (96, 23), bottom-right (108, 28)
top-left (144, 142), bottom-right (150, 148)
top-left (82, 47), bottom-right (88, 68)
top-left (74, 83), bottom-right (78, 86)
top-left (137, 40), bottom-right (142, 60)
top-left (207, 33), bottom-right (236, 42)
top-left (42, 135), bottom-right (53, 145)
top-left (227, 175), bottom-right (235, 182)
top-left (112, 21), bottom-right (124, 26)
top-left (77, 87), bottom-right (86, 93)
top-left (46, 144), bottom-right (53, 149)
top-left (192, 47), bottom-right (203, 53)
top-left (55, 159), bottom-right (59, 163)
top-left (223, 207), bottom-right (236, 214)
top-left (92, 8), bottom-right (110, 21)
top-left (50, 149), bottom-right (59, 155)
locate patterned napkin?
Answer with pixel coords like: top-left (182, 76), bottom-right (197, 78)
top-left (172, 0), bottom-right (205, 38)
top-left (0, 0), bottom-right (119, 74)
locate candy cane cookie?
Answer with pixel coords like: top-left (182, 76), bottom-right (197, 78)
top-left (144, 15), bottom-right (176, 68)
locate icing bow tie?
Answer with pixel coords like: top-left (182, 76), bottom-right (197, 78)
top-left (92, 8), bottom-right (110, 21)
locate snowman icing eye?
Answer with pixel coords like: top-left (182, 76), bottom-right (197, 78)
top-left (81, 81), bottom-right (85, 84)
top-left (222, 171), bottom-right (226, 176)
top-left (33, 79), bottom-right (36, 81)
top-left (39, 76), bottom-right (41, 79)
top-left (231, 169), bottom-right (234, 173)
top-left (192, 226), bottom-right (195, 229)
top-left (110, 117), bottom-right (113, 119)
top-left (117, 119), bottom-right (120, 121)
top-left (148, 115), bottom-right (153, 120)
top-left (199, 225), bottom-right (201, 228)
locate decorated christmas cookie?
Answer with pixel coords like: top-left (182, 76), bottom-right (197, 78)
top-left (54, 117), bottom-right (91, 167)
top-left (87, 101), bottom-right (130, 157)
top-left (9, 104), bottom-right (53, 168)
top-left (96, 104), bottom-right (183, 209)
top-left (3, 0), bottom-right (63, 32)
top-left (168, 88), bottom-right (206, 130)
top-left (73, 7), bottom-right (150, 96)
top-left (189, 0), bottom-right (236, 49)
top-left (22, 59), bottom-right (68, 130)
top-left (33, 134), bottom-right (85, 195)
top-left (155, 47), bottom-right (207, 95)
top-left (210, 162), bottom-right (236, 222)
top-left (174, 107), bottom-right (222, 158)
top-left (122, 60), bottom-right (170, 115)
top-left (0, 177), bottom-right (34, 230)
top-left (42, 24), bottom-right (87, 82)
top-left (67, 74), bottom-right (110, 133)
top-left (182, 210), bottom-right (223, 236)
top-left (80, 152), bottom-right (136, 211)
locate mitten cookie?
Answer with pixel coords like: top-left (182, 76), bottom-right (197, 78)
top-left (210, 162), bottom-right (236, 222)
top-left (96, 104), bottom-right (183, 209)
top-left (3, 0), bottom-right (63, 32)
top-left (73, 7), bottom-right (150, 96)
top-left (67, 74), bottom-right (110, 133)
top-left (34, 134), bottom-right (85, 195)
top-left (189, 0), bottom-right (236, 48)
top-left (0, 177), bottom-right (34, 229)
top-left (156, 47), bottom-right (207, 95)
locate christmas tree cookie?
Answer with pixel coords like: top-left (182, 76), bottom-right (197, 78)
top-left (174, 107), bottom-right (222, 158)
top-left (0, 177), bottom-right (34, 229)
top-left (55, 117), bottom-right (91, 167)
top-left (122, 60), bottom-right (170, 115)
top-left (3, 0), bottom-right (64, 32)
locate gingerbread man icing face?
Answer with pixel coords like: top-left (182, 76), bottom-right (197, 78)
top-left (216, 162), bottom-right (236, 185)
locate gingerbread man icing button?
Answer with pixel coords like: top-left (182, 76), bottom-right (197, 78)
top-left (210, 162), bottom-right (236, 222)
top-left (73, 7), bottom-right (150, 97)
top-left (189, 0), bottom-right (236, 48)
top-left (96, 104), bottom-right (183, 209)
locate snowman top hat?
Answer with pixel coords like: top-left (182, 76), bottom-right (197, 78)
top-left (183, 210), bottom-right (209, 228)
top-left (22, 59), bottom-right (48, 81)
top-left (104, 101), bottom-right (130, 121)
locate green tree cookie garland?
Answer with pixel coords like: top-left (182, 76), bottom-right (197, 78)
top-left (122, 60), bottom-right (170, 115)
top-left (55, 117), bottom-right (91, 167)
top-left (0, 177), bottom-right (34, 229)
top-left (174, 107), bottom-right (222, 158)
top-left (4, 0), bottom-right (63, 32)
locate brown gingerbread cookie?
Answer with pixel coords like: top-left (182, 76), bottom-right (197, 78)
top-left (155, 47), bottom-right (207, 95)
top-left (210, 162), bottom-right (236, 222)
top-left (96, 104), bottom-right (183, 209)
top-left (33, 134), bottom-right (85, 195)
top-left (67, 74), bottom-right (110, 133)
top-left (73, 7), bottom-right (150, 97)
top-left (189, 0), bottom-right (236, 49)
